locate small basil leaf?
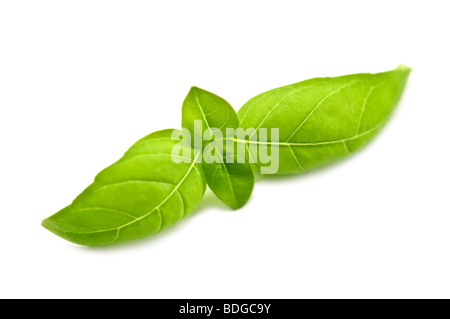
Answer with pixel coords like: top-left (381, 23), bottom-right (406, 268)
top-left (42, 129), bottom-right (206, 246)
top-left (202, 155), bottom-right (254, 209)
top-left (182, 86), bottom-right (239, 148)
top-left (182, 87), bottom-right (254, 209)
top-left (237, 66), bottom-right (411, 175)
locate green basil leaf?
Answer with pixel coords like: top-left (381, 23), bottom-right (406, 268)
top-left (182, 87), bottom-right (254, 209)
top-left (42, 129), bottom-right (206, 246)
top-left (202, 157), bottom-right (254, 209)
top-left (182, 86), bottom-right (239, 145)
top-left (237, 66), bottom-right (411, 175)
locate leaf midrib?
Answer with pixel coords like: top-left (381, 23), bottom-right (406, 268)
top-left (194, 91), bottom-right (238, 206)
top-left (49, 151), bottom-right (200, 237)
top-left (228, 121), bottom-right (384, 147)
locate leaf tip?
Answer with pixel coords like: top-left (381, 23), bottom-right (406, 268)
top-left (227, 193), bottom-right (253, 210)
top-left (41, 217), bottom-right (57, 234)
top-left (41, 217), bottom-right (49, 229)
top-left (188, 86), bottom-right (202, 94)
top-left (231, 201), bottom-right (247, 210)
top-left (397, 64), bottom-right (412, 75)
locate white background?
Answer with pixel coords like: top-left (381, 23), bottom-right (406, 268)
top-left (1, 1), bottom-right (449, 299)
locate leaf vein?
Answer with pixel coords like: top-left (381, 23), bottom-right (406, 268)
top-left (70, 207), bottom-right (138, 219)
top-left (250, 86), bottom-right (313, 139)
top-left (285, 81), bottom-right (357, 142)
top-left (356, 82), bottom-right (386, 133)
top-left (232, 121), bottom-right (384, 147)
top-left (58, 152), bottom-right (201, 238)
top-left (288, 145), bottom-right (305, 172)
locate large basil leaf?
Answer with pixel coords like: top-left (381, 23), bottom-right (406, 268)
top-left (182, 87), bottom-right (254, 209)
top-left (237, 66), bottom-right (411, 175)
top-left (42, 129), bottom-right (206, 246)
